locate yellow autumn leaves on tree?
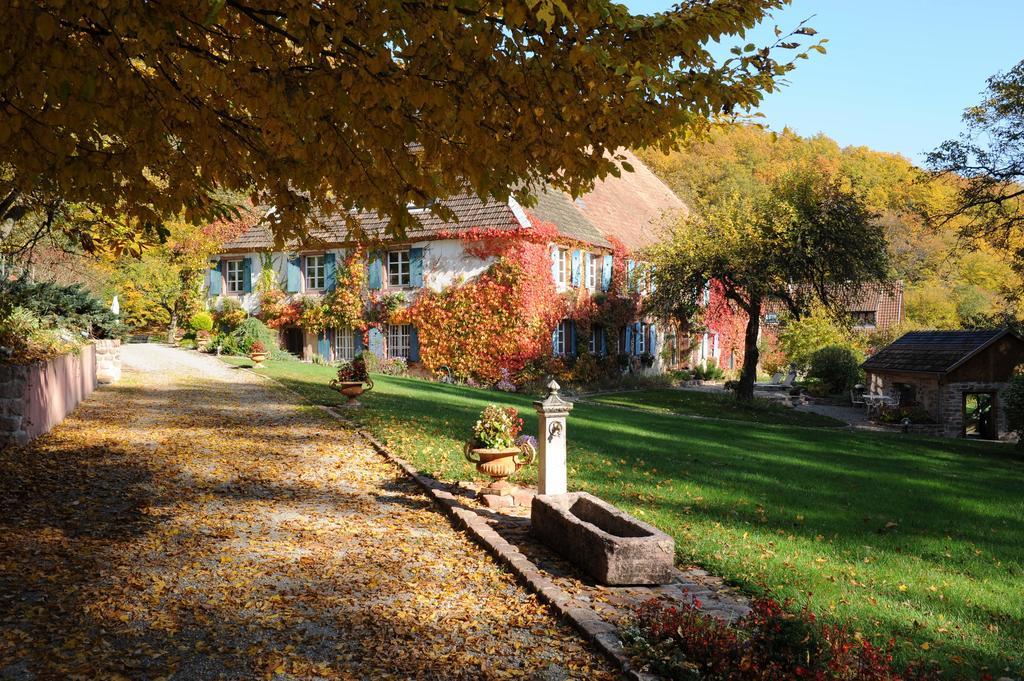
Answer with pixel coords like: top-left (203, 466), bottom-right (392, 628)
top-left (0, 1), bottom-right (822, 244)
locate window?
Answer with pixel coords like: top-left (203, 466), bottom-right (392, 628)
top-left (387, 250), bottom-right (410, 287)
top-left (701, 283), bottom-right (711, 305)
top-left (713, 333), bottom-right (720, 358)
top-left (388, 324), bottom-right (411, 359)
top-left (225, 260), bottom-right (245, 294)
top-left (764, 312), bottom-right (780, 325)
top-left (636, 323), bottom-right (647, 354)
top-left (850, 311), bottom-right (877, 327)
top-left (552, 320), bottom-right (569, 356)
top-left (585, 253), bottom-right (597, 290)
top-left (335, 327), bottom-right (355, 361)
top-left (305, 254), bottom-right (326, 291)
top-left (553, 248), bottom-right (569, 288)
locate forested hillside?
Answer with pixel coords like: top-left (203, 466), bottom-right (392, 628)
top-left (639, 124), bottom-right (1021, 329)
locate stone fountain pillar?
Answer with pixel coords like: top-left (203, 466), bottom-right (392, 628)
top-left (533, 379), bottom-right (573, 496)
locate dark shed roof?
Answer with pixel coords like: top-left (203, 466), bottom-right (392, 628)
top-left (861, 329), bottom-right (1015, 374)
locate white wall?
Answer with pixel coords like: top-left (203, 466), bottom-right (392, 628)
top-left (420, 239), bottom-right (493, 291)
top-left (210, 239), bottom-right (541, 305)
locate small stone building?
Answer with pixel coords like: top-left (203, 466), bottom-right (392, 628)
top-left (862, 329), bottom-right (1024, 439)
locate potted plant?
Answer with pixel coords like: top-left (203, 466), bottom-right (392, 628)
top-left (464, 405), bottom-right (535, 491)
top-left (329, 353), bottom-right (374, 407)
top-left (190, 311), bottom-right (214, 351)
top-left (249, 340), bottom-right (268, 367)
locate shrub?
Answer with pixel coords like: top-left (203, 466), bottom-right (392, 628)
top-left (672, 369), bottom-right (693, 382)
top-left (777, 311), bottom-right (849, 371)
top-left (0, 279), bottom-right (125, 340)
top-left (879, 405), bottom-right (935, 425)
top-left (226, 317), bottom-right (277, 355)
top-left (691, 362), bottom-right (725, 381)
top-left (807, 345), bottom-right (863, 394)
top-left (1005, 375), bottom-right (1024, 446)
top-left (188, 311), bottom-right (214, 333)
top-left (214, 298), bottom-right (247, 332)
top-left (378, 357), bottom-right (408, 376)
top-left (622, 597), bottom-right (940, 681)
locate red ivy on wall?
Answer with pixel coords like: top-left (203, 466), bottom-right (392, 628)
top-left (410, 218), bottom-right (570, 383)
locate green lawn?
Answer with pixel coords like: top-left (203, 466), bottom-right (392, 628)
top-left (223, 357), bottom-right (1024, 676)
top-left (587, 388), bottom-right (846, 428)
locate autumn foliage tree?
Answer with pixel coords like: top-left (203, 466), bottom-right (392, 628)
top-left (929, 59), bottom-right (1024, 278)
top-left (649, 161), bottom-right (888, 402)
top-left (0, 1), bottom-right (822, 245)
top-left (103, 215), bottom-right (251, 342)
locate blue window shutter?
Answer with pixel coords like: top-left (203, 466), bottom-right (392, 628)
top-left (286, 256), bottom-right (301, 293)
top-left (318, 330), bottom-right (331, 360)
top-left (569, 321), bottom-right (577, 357)
top-left (649, 324), bottom-right (657, 355)
top-left (550, 247), bottom-right (558, 283)
top-left (552, 325), bottom-right (558, 354)
top-left (324, 252), bottom-right (337, 291)
top-left (242, 257), bottom-right (253, 294)
top-left (602, 255), bottom-right (613, 291)
top-left (634, 322), bottom-right (642, 355)
top-left (627, 260), bottom-right (636, 292)
top-left (571, 249), bottom-right (582, 287)
top-left (208, 261), bottom-right (222, 296)
top-left (368, 256), bottom-right (383, 290)
top-left (624, 325), bottom-right (633, 355)
top-left (409, 326), bottom-right (420, 362)
top-left (354, 330), bottom-right (365, 354)
top-left (600, 327), bottom-right (607, 356)
top-left (368, 326), bottom-right (385, 358)
top-left (409, 248), bottom-right (424, 288)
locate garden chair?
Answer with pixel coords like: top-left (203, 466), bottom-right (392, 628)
top-left (781, 365), bottom-right (798, 387)
top-left (850, 389), bottom-right (867, 409)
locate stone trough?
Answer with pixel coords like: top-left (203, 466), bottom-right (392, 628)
top-left (531, 491), bottom-right (674, 585)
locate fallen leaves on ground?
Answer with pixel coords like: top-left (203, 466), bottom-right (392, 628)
top-left (0, 346), bottom-right (616, 680)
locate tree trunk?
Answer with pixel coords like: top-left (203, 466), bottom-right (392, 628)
top-left (736, 296), bottom-right (762, 402)
top-left (167, 310), bottom-right (178, 345)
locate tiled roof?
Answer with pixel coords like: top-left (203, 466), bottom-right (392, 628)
top-left (221, 153), bottom-right (678, 253)
top-left (526, 187), bottom-right (611, 248)
top-left (221, 192), bottom-right (522, 251)
top-left (571, 149), bottom-right (686, 252)
top-left (762, 282), bottom-right (904, 329)
top-left (861, 329), bottom-right (1011, 374)
top-left (845, 282), bottom-right (904, 327)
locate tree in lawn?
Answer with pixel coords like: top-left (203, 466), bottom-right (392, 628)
top-left (0, 1), bottom-right (823, 244)
top-left (929, 59), bottom-right (1024, 273)
top-left (648, 167), bottom-right (889, 401)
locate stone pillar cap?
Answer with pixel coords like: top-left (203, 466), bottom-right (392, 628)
top-left (533, 379), bottom-right (573, 413)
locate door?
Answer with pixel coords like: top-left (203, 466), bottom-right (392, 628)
top-left (963, 392), bottom-right (996, 439)
top-left (283, 327), bottom-right (304, 358)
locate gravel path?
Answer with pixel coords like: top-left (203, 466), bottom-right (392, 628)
top-left (0, 344), bottom-right (616, 680)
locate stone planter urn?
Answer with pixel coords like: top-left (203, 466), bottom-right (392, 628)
top-left (249, 351), bottom-right (268, 368)
top-left (464, 440), bottom-right (535, 489)
top-left (330, 378), bottom-right (374, 407)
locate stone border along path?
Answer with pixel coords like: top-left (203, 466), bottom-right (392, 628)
top-left (232, 357), bottom-right (751, 681)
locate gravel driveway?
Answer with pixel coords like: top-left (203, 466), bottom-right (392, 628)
top-left (0, 344), bottom-right (616, 680)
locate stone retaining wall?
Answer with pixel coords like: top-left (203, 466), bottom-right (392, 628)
top-left (0, 340), bottom-right (121, 447)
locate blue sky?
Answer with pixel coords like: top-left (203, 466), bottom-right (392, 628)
top-left (624, 0), bottom-right (1024, 164)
